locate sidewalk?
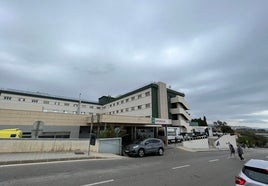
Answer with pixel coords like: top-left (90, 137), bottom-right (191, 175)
top-left (0, 151), bottom-right (125, 166)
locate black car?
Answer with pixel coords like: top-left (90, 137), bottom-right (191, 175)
top-left (124, 138), bottom-right (164, 157)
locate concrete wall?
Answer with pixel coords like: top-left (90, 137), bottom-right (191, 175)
top-left (182, 138), bottom-right (209, 149)
top-left (214, 134), bottom-right (237, 150)
top-left (0, 139), bottom-right (89, 153)
top-left (157, 82), bottom-right (169, 119)
top-left (0, 138), bottom-right (122, 155)
top-left (0, 109), bottom-right (89, 126)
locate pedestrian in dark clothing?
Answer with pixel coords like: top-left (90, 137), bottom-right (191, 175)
top-left (228, 143), bottom-right (235, 158)
top-left (237, 145), bottom-right (244, 160)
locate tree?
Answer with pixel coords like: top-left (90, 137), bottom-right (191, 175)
top-left (213, 120), bottom-right (234, 134)
top-left (191, 116), bottom-right (208, 126)
top-left (98, 125), bottom-right (127, 138)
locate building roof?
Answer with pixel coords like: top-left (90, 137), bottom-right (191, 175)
top-left (0, 89), bottom-right (99, 105)
top-left (1, 82), bottom-right (185, 106)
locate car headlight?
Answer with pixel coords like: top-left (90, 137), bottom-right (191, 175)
top-left (133, 145), bottom-right (139, 149)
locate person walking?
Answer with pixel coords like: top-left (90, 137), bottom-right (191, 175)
top-left (216, 141), bottom-right (220, 151)
top-left (228, 143), bottom-right (235, 158)
top-left (237, 145), bottom-right (245, 160)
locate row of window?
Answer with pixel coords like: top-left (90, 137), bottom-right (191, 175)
top-left (3, 96), bottom-right (101, 109)
top-left (107, 103), bottom-right (151, 115)
top-left (105, 91), bottom-right (151, 109)
top-left (43, 109), bottom-right (94, 115)
top-left (2, 91), bottom-right (151, 110)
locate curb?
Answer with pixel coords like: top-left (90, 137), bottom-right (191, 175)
top-left (0, 156), bottom-right (115, 166)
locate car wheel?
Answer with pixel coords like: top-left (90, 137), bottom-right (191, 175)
top-left (138, 149), bottom-right (145, 157)
top-left (158, 148), bottom-right (164, 156)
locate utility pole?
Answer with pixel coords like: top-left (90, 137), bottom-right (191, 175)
top-left (88, 114), bottom-right (94, 156)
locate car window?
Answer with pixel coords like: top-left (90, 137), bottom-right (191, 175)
top-left (134, 140), bottom-right (142, 144)
top-left (145, 140), bottom-right (153, 144)
top-left (243, 166), bottom-right (268, 184)
top-left (10, 134), bottom-right (17, 137)
top-left (151, 139), bottom-right (160, 144)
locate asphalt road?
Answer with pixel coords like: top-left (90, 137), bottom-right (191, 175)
top-left (0, 148), bottom-right (267, 186)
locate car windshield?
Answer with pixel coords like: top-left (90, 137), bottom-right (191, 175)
top-left (133, 140), bottom-right (143, 145)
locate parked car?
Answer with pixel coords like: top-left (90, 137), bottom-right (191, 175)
top-left (124, 138), bottom-right (164, 157)
top-left (175, 135), bottom-right (184, 143)
top-left (235, 159), bottom-right (268, 186)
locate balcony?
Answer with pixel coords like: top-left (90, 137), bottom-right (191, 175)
top-left (171, 96), bottom-right (190, 110)
top-left (170, 108), bottom-right (191, 121)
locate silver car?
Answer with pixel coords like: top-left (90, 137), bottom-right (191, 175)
top-left (124, 138), bottom-right (164, 157)
top-left (235, 159), bottom-right (268, 186)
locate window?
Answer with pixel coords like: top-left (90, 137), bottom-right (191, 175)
top-left (125, 108), bottom-right (129, 112)
top-left (73, 104), bottom-right (78, 107)
top-left (32, 99), bottom-right (38, 103)
top-left (97, 107), bottom-right (101, 109)
top-left (117, 102), bottom-right (119, 105)
top-left (131, 107), bottom-right (135, 111)
top-left (121, 100), bottom-right (124, 104)
top-left (4, 96), bottom-right (11, 100)
top-left (131, 96), bottom-right (135, 101)
top-left (64, 103), bottom-right (70, 106)
top-left (171, 103), bottom-right (177, 108)
top-left (145, 103), bottom-right (150, 108)
top-left (126, 98), bottom-right (129, 102)
top-left (145, 91), bottom-right (150, 96)
top-left (82, 105), bottom-right (87, 108)
top-left (18, 98), bottom-right (25, 102)
top-left (121, 109), bottom-right (124, 113)
top-left (243, 166), bottom-right (268, 184)
top-left (138, 105), bottom-right (142, 110)
top-left (90, 106), bottom-right (94, 109)
top-left (43, 101), bottom-right (49, 104)
top-left (138, 94), bottom-right (142, 99)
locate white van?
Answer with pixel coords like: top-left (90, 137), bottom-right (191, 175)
top-left (166, 127), bottom-right (183, 143)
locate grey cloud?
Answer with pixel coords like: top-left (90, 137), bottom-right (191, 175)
top-left (1, 0), bottom-right (268, 128)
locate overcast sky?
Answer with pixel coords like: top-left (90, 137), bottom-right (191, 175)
top-left (1, 0), bottom-right (268, 128)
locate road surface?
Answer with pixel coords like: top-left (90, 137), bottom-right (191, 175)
top-left (0, 148), bottom-right (267, 186)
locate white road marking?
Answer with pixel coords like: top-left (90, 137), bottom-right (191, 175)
top-left (209, 159), bottom-right (219, 162)
top-left (172, 164), bottom-right (190, 170)
top-left (81, 179), bottom-right (114, 186)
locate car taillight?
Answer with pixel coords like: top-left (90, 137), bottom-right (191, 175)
top-left (235, 176), bottom-right (246, 185)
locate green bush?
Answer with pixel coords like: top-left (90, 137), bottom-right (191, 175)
top-left (98, 125), bottom-right (126, 138)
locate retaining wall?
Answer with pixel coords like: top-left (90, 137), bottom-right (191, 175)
top-left (0, 138), bottom-right (122, 155)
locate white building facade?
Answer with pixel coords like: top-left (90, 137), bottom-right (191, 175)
top-left (0, 82), bottom-right (191, 139)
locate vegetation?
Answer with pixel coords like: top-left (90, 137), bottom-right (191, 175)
top-left (213, 120), bottom-right (234, 134)
top-left (212, 120), bottom-right (267, 147)
top-left (236, 129), bottom-right (268, 148)
top-left (97, 125), bottom-right (126, 138)
top-left (191, 116), bottom-right (208, 126)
